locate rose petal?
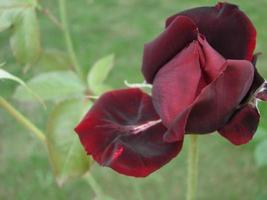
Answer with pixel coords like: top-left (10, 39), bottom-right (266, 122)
top-left (152, 36), bottom-right (228, 142)
top-left (186, 60), bottom-right (254, 134)
top-left (198, 35), bottom-right (226, 80)
top-left (142, 16), bottom-right (198, 83)
top-left (152, 41), bottom-right (202, 141)
top-left (164, 59), bottom-right (254, 142)
top-left (75, 88), bottom-right (182, 177)
top-left (164, 108), bottom-right (192, 142)
top-left (152, 38), bottom-right (227, 142)
top-left (218, 104), bottom-right (260, 145)
top-left (166, 2), bottom-right (256, 61)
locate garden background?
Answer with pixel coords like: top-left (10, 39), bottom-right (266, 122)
top-left (0, 0), bottom-right (267, 199)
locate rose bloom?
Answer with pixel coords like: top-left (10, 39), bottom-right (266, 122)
top-left (75, 2), bottom-right (267, 177)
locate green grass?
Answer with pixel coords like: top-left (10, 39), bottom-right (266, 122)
top-left (1, 0), bottom-right (267, 199)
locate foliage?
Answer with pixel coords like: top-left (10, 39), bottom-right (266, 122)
top-left (0, 68), bottom-right (43, 104)
top-left (46, 99), bottom-right (91, 186)
top-left (87, 54), bottom-right (114, 95)
top-left (0, 0), bottom-right (115, 191)
top-left (14, 71), bottom-right (85, 102)
top-left (1, 0), bottom-right (267, 200)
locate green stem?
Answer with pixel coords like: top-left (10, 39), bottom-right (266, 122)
top-left (84, 172), bottom-right (104, 198)
top-left (0, 98), bottom-right (106, 197)
top-left (186, 135), bottom-right (199, 200)
top-left (58, 0), bottom-right (84, 80)
top-left (38, 6), bottom-right (63, 30)
top-left (0, 97), bottom-right (46, 143)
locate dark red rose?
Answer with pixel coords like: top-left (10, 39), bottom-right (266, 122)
top-left (75, 88), bottom-right (182, 177)
top-left (143, 2), bottom-right (265, 144)
top-left (142, 2), bottom-right (257, 84)
top-left (75, 2), bottom-right (266, 177)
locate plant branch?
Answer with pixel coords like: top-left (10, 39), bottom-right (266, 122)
top-left (0, 97), bottom-right (46, 144)
top-left (186, 135), bottom-right (199, 200)
top-left (38, 7), bottom-right (63, 30)
top-left (84, 172), bottom-right (104, 198)
top-left (58, 0), bottom-right (84, 80)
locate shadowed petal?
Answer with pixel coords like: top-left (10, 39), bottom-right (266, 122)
top-left (166, 2), bottom-right (256, 61)
top-left (75, 88), bottom-right (182, 177)
top-left (198, 35), bottom-right (226, 80)
top-left (152, 41), bottom-right (202, 141)
top-left (164, 108), bottom-right (192, 142)
top-left (163, 59), bottom-right (254, 142)
top-left (152, 38), bottom-right (227, 142)
top-left (142, 16), bottom-right (198, 83)
top-left (186, 60), bottom-right (254, 134)
top-left (218, 104), bottom-right (260, 145)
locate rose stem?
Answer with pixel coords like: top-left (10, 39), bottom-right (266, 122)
top-left (58, 0), bottom-right (84, 81)
top-left (84, 172), bottom-right (105, 199)
top-left (186, 135), bottom-right (199, 200)
top-left (0, 97), bottom-right (46, 144)
top-left (0, 97), bottom-right (105, 196)
top-left (57, 0), bottom-right (107, 195)
top-left (38, 6), bottom-right (64, 31)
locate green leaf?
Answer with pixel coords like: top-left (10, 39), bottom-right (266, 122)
top-left (0, 18), bottom-right (11, 32)
top-left (46, 99), bottom-right (91, 186)
top-left (253, 127), bottom-right (267, 143)
top-left (32, 49), bottom-right (71, 74)
top-left (0, 68), bottom-right (44, 105)
top-left (0, 11), bottom-right (14, 32)
top-left (90, 84), bottom-right (113, 96)
top-left (0, 68), bottom-right (26, 85)
top-left (255, 139), bottom-right (267, 167)
top-left (14, 71), bottom-right (85, 102)
top-left (0, 7), bottom-right (22, 32)
top-left (258, 104), bottom-right (267, 129)
top-left (87, 54), bottom-right (114, 95)
top-left (10, 7), bottom-right (41, 65)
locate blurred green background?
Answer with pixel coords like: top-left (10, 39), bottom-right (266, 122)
top-left (1, 0), bottom-right (267, 199)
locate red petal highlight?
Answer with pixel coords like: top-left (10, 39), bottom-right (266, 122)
top-left (152, 41), bottom-right (202, 141)
top-left (152, 38), bottom-right (227, 142)
top-left (197, 35), bottom-right (225, 80)
top-left (166, 2), bottom-right (256, 61)
top-left (162, 59), bottom-right (254, 142)
top-left (186, 60), bottom-right (254, 133)
top-left (218, 104), bottom-right (260, 145)
top-left (75, 88), bottom-right (182, 177)
top-left (142, 16), bottom-right (198, 83)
